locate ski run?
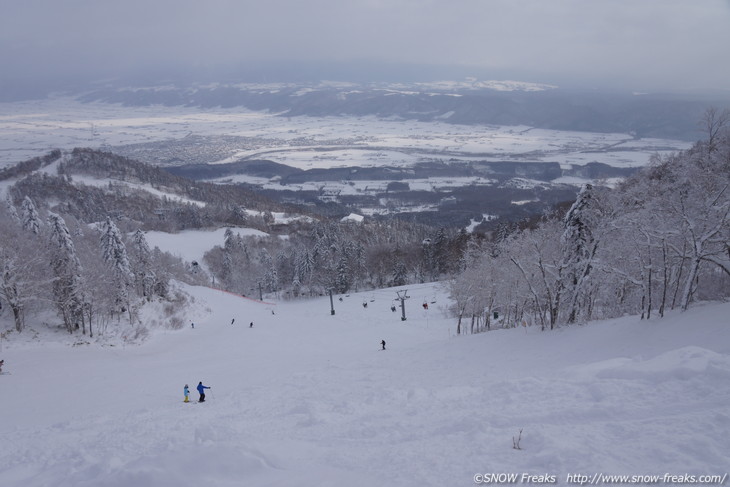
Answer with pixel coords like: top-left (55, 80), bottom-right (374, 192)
top-left (1, 281), bottom-right (729, 486)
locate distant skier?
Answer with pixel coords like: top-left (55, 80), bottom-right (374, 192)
top-left (184, 384), bottom-right (190, 402)
top-left (0, 359), bottom-right (4, 373)
top-left (191, 322), bottom-right (195, 329)
top-left (197, 381), bottom-right (210, 402)
top-left (249, 322), bottom-right (254, 328)
top-left (381, 340), bottom-right (386, 351)
top-left (230, 318), bottom-right (235, 325)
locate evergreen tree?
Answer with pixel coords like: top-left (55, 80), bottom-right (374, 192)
top-left (22, 196), bottom-right (42, 235)
top-left (5, 196), bottom-right (20, 223)
top-left (353, 242), bottom-right (367, 291)
top-left (47, 212), bottom-right (85, 332)
top-left (223, 228), bottom-right (235, 251)
top-left (335, 255), bottom-right (351, 293)
top-left (421, 237), bottom-right (435, 281)
top-left (432, 227), bottom-right (448, 277)
top-left (559, 184), bottom-right (600, 324)
top-left (131, 229), bottom-right (156, 298)
top-left (391, 260), bottom-right (408, 287)
top-left (100, 216), bottom-right (133, 314)
top-left (1, 258), bottom-right (24, 332)
top-left (295, 248), bottom-right (313, 286)
top-left (260, 249), bottom-right (278, 293)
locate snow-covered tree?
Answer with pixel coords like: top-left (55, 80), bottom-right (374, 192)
top-left (508, 218), bottom-right (563, 330)
top-left (259, 249), bottom-right (278, 294)
top-left (432, 227), bottom-right (448, 277)
top-left (100, 216), bottom-right (134, 315)
top-left (664, 156), bottom-right (729, 310)
top-left (1, 258), bottom-right (24, 331)
top-left (0, 207), bottom-right (52, 332)
top-left (5, 196), bottom-right (20, 223)
top-left (335, 255), bottom-right (351, 294)
top-left (558, 184), bottom-right (601, 324)
top-left (47, 212), bottom-right (85, 332)
top-left (131, 229), bottom-right (156, 299)
top-left (295, 248), bottom-right (314, 286)
top-left (391, 260), bottom-right (407, 287)
top-left (22, 196), bottom-right (42, 235)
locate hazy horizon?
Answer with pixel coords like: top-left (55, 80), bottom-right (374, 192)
top-left (2, 0), bottom-right (729, 96)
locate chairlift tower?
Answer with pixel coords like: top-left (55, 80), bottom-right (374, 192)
top-left (396, 289), bottom-right (409, 321)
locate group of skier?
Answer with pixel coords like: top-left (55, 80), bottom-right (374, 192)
top-left (184, 382), bottom-right (210, 402)
top-left (191, 319), bottom-right (255, 329)
top-left (180, 313), bottom-right (387, 403)
top-left (182, 317), bottom-right (258, 402)
top-left (230, 318), bottom-right (254, 327)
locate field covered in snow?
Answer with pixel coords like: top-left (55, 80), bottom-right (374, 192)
top-left (0, 97), bottom-right (690, 171)
top-left (1, 278), bottom-right (729, 486)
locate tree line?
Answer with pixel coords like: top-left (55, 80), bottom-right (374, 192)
top-left (449, 109), bottom-right (730, 333)
top-left (202, 220), bottom-right (468, 299)
top-left (0, 196), bottom-right (206, 335)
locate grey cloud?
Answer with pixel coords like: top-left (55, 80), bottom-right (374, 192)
top-left (1, 0), bottom-right (729, 92)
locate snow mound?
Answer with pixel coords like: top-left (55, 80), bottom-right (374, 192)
top-left (340, 213), bottom-right (364, 223)
top-left (594, 346), bottom-right (730, 382)
top-left (71, 445), bottom-right (277, 487)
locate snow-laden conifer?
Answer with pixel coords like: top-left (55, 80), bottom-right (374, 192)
top-left (22, 196), bottom-right (42, 235)
top-left (100, 216), bottom-right (133, 314)
top-left (131, 229), bottom-right (156, 299)
top-left (47, 212), bottom-right (85, 332)
top-left (559, 183), bottom-right (600, 324)
top-left (5, 196), bottom-right (20, 223)
top-left (1, 259), bottom-right (24, 332)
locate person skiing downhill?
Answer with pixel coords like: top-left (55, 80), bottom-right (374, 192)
top-left (184, 384), bottom-right (190, 402)
top-left (381, 340), bottom-right (386, 351)
top-left (197, 381), bottom-right (210, 402)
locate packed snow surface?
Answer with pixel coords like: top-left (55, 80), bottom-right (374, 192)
top-left (1, 283), bottom-right (729, 486)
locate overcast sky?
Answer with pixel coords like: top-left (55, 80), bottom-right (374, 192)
top-left (2, 0), bottom-right (729, 92)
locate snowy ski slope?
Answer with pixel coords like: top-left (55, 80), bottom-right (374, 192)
top-left (1, 281), bottom-right (728, 486)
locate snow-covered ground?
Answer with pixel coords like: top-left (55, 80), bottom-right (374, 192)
top-left (1, 280), bottom-right (728, 487)
top-left (143, 226), bottom-right (268, 267)
top-left (0, 97), bottom-right (690, 170)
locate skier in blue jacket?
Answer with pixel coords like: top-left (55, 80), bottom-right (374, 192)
top-left (197, 381), bottom-right (210, 402)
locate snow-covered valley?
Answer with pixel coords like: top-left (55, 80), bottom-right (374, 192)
top-left (0, 96), bottom-right (694, 229)
top-left (0, 96), bottom-right (689, 171)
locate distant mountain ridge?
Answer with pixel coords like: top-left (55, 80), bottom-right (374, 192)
top-left (76, 80), bottom-right (727, 141)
